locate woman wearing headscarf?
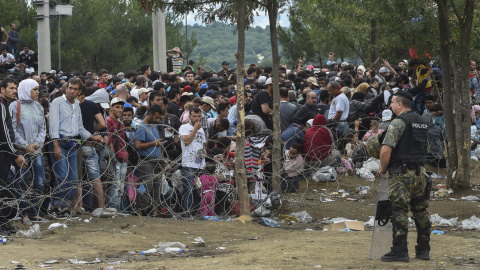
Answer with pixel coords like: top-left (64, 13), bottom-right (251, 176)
top-left (9, 79), bottom-right (47, 225)
top-left (303, 114), bottom-right (339, 175)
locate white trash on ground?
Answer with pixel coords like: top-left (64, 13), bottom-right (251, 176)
top-left (289, 211), bottom-right (313, 223)
top-left (459, 216), bottom-right (480, 230)
top-left (430, 214), bottom-right (458, 227)
top-left (362, 158), bottom-right (381, 172)
top-left (364, 216), bottom-right (375, 228)
top-left (312, 166), bottom-right (337, 182)
top-left (92, 208), bottom-right (118, 218)
top-left (460, 196), bottom-right (480, 201)
top-left (356, 168), bottom-right (375, 182)
top-left (16, 224), bottom-right (42, 239)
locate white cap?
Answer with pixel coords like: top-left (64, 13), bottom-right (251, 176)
top-left (265, 77), bottom-right (273, 85)
top-left (382, 109), bottom-right (393, 121)
top-left (258, 76), bottom-right (267, 84)
top-left (307, 119), bottom-right (314, 126)
top-left (110, 97), bottom-right (126, 107)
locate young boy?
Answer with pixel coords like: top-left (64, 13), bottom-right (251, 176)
top-left (282, 143), bottom-right (305, 193)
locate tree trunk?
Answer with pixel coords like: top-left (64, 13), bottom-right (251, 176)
top-left (234, 0), bottom-right (251, 219)
top-left (435, 0), bottom-right (473, 191)
top-left (267, 0), bottom-right (282, 192)
top-left (370, 18), bottom-right (377, 63)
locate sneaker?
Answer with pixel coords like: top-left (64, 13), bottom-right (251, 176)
top-left (2, 223), bottom-right (18, 233)
top-left (55, 210), bottom-right (75, 220)
top-left (47, 208), bottom-right (61, 219)
top-left (381, 251), bottom-right (410, 262)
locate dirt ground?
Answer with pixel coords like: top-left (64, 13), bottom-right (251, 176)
top-left (1, 165), bottom-right (479, 270)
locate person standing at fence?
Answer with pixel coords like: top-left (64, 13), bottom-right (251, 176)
top-left (379, 90), bottom-right (431, 262)
top-left (48, 78), bottom-right (103, 218)
top-left (0, 78), bottom-right (25, 236)
top-left (106, 98), bottom-right (128, 210)
top-left (133, 104), bottom-right (164, 216)
top-left (9, 79), bottom-right (47, 225)
top-left (180, 107), bottom-right (206, 217)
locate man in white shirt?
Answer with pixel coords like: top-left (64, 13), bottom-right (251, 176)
top-left (0, 47), bottom-right (15, 72)
top-left (327, 81), bottom-right (350, 135)
top-left (130, 75), bottom-right (146, 99)
top-left (179, 106), bottom-right (206, 217)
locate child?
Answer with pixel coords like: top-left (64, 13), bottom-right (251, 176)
top-left (337, 149), bottom-right (355, 176)
top-left (282, 143), bottom-right (305, 193)
top-left (180, 102), bottom-right (193, 124)
top-left (197, 163), bottom-right (218, 217)
top-left (363, 120), bottom-right (384, 142)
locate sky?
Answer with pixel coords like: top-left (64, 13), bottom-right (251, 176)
top-left (186, 11), bottom-right (290, 28)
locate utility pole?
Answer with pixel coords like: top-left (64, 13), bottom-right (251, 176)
top-left (152, 10), bottom-right (167, 72)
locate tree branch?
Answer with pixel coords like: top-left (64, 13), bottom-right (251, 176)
top-left (449, 0), bottom-right (464, 25)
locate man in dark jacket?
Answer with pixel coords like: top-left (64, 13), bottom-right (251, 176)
top-left (292, 91), bottom-right (318, 127)
top-left (0, 79), bottom-right (25, 236)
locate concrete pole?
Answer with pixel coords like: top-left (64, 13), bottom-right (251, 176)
top-left (37, 1), bottom-right (51, 73)
top-left (152, 10), bottom-right (167, 72)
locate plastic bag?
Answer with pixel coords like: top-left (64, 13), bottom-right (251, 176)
top-left (459, 216), bottom-right (480, 230)
top-left (356, 168), bottom-right (375, 182)
top-left (290, 211), bottom-right (313, 223)
top-left (16, 224), bottom-right (42, 239)
top-left (312, 166), bottom-right (337, 182)
top-left (362, 157), bottom-right (381, 172)
top-left (430, 214), bottom-right (458, 227)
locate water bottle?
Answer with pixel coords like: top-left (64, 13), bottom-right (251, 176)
top-left (140, 248), bottom-right (158, 255)
top-left (164, 247), bottom-right (183, 253)
top-left (262, 217), bottom-right (279, 227)
top-left (203, 216), bottom-right (220, 221)
top-left (0, 237), bottom-right (7, 244)
top-left (157, 242), bottom-right (186, 252)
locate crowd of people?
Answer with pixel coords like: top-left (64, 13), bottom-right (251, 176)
top-left (0, 46), bottom-right (458, 236)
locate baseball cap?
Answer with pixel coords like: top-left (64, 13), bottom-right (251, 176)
top-left (124, 103), bottom-right (132, 108)
top-left (258, 76), bottom-right (267, 85)
top-left (393, 90), bottom-right (413, 102)
top-left (181, 92), bottom-right (194, 97)
top-left (222, 61), bottom-right (229, 65)
top-left (202, 96), bottom-right (216, 109)
top-left (265, 77), bottom-right (273, 85)
top-left (307, 119), bottom-right (314, 126)
top-left (307, 77), bottom-right (319, 86)
top-left (110, 97), bottom-right (125, 107)
top-left (382, 109), bottom-right (393, 121)
top-left (138, 88), bottom-right (152, 96)
top-left (379, 66), bottom-right (390, 73)
top-left (228, 96), bottom-right (237, 105)
top-left (307, 65), bottom-right (314, 70)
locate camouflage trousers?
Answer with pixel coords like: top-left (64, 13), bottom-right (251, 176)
top-left (388, 167), bottom-right (431, 244)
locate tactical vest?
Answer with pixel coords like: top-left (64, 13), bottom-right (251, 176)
top-left (389, 111), bottom-right (428, 167)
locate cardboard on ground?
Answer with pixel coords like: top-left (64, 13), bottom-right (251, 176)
top-left (324, 220), bottom-right (365, 231)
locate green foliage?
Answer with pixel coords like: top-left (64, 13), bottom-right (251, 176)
top-left (186, 22), bottom-right (275, 71)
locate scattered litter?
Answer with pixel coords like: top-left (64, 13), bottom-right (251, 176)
top-left (342, 228), bottom-right (352, 232)
top-left (202, 216), bottom-right (220, 221)
top-left (48, 223), bottom-right (68, 230)
top-left (305, 228), bottom-right (314, 231)
top-left (249, 237), bottom-right (258, 240)
top-left (127, 251), bottom-right (136, 254)
top-left (14, 265), bottom-right (25, 270)
top-left (323, 218), bottom-right (365, 231)
top-left (313, 265), bottom-right (322, 268)
top-left (164, 247), bottom-right (183, 253)
top-left (67, 258), bottom-right (101, 264)
top-left (194, 237), bottom-right (204, 242)
top-left (16, 224), bottom-right (42, 239)
top-left (364, 216), bottom-right (375, 228)
top-left (338, 189), bottom-right (345, 193)
top-left (11, 261), bottom-right (20, 264)
top-left (43, 260), bottom-right (59, 264)
top-left (262, 217), bottom-right (279, 227)
top-left (356, 168), bottom-right (375, 181)
top-left (460, 196), bottom-right (480, 201)
top-left (312, 166), bottom-right (337, 182)
top-left (459, 216), bottom-right (480, 230)
top-left (362, 157), bottom-right (380, 172)
top-left (91, 208), bottom-right (118, 218)
top-left (140, 248), bottom-right (158, 255)
top-left (156, 242), bottom-right (186, 252)
top-left (279, 215), bottom-right (298, 222)
top-left (216, 247), bottom-right (226, 250)
top-left (432, 230), bottom-right (445, 234)
top-left (430, 214), bottom-right (458, 227)
top-left (84, 218), bottom-right (92, 223)
top-left (359, 190), bottom-right (368, 195)
top-left (290, 211), bottom-right (313, 223)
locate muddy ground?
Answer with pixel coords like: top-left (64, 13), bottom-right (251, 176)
top-left (1, 165), bottom-right (479, 270)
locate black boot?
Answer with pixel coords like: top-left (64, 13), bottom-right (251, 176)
top-left (381, 239), bottom-right (410, 262)
top-left (415, 240), bottom-right (430, 260)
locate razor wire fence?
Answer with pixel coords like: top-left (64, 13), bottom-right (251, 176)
top-left (0, 115), bottom-right (460, 242)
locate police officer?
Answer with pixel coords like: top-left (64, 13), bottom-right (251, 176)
top-left (379, 90), bottom-right (431, 262)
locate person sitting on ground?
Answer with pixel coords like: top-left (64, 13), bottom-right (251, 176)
top-left (282, 143), bottom-right (305, 193)
top-left (304, 114), bottom-right (339, 174)
top-left (430, 104), bottom-right (445, 138)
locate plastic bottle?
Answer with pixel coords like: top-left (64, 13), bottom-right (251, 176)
top-left (0, 237), bottom-right (7, 244)
top-left (164, 247), bottom-right (183, 253)
top-left (203, 216), bottom-right (220, 221)
top-left (262, 217), bottom-right (279, 227)
top-left (140, 248), bottom-right (158, 255)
